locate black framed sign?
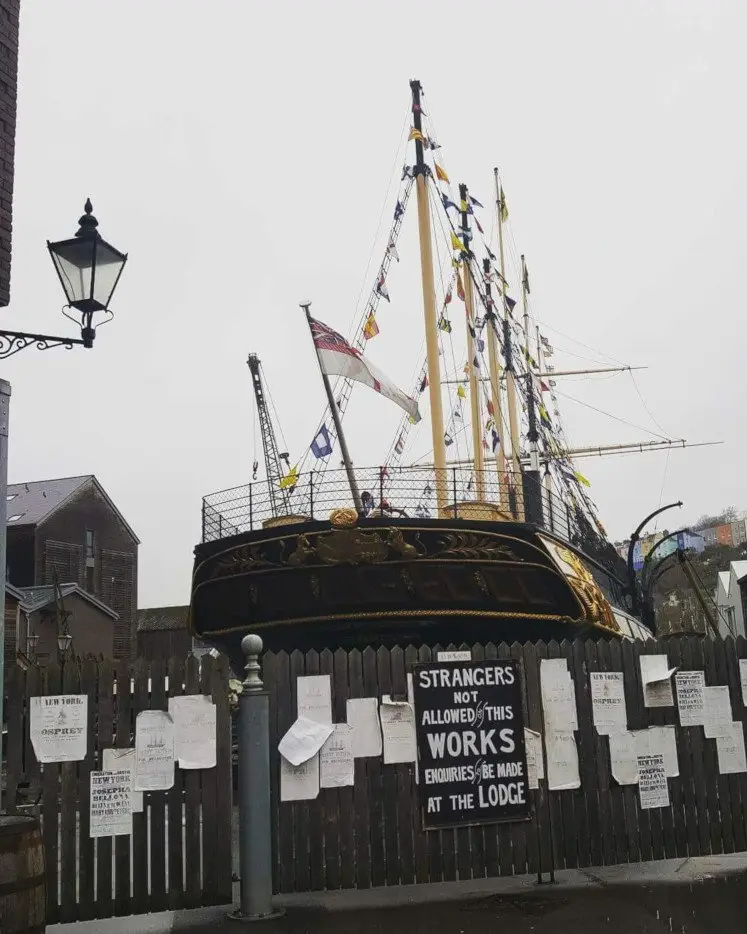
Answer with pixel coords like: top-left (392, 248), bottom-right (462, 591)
top-left (412, 660), bottom-right (530, 829)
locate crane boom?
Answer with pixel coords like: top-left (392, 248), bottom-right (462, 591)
top-left (247, 353), bottom-right (291, 518)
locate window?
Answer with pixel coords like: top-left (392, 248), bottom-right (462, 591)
top-left (8, 513), bottom-right (23, 521)
top-left (86, 529), bottom-right (95, 561)
top-left (6, 493), bottom-right (16, 501)
top-left (85, 565), bottom-right (95, 593)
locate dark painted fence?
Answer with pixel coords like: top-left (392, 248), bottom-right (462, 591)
top-left (264, 636), bottom-right (747, 892)
top-left (2, 654), bottom-right (233, 923)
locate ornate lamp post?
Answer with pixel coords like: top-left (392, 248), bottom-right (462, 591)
top-left (0, 200), bottom-right (126, 810)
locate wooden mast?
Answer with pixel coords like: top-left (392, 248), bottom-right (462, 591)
top-left (495, 168), bottom-right (524, 519)
top-left (483, 255), bottom-right (508, 504)
top-left (459, 183), bottom-right (484, 499)
top-left (410, 79), bottom-right (447, 516)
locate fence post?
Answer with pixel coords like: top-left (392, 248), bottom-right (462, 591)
top-left (249, 483), bottom-right (254, 531)
top-left (229, 635), bottom-right (284, 923)
top-left (452, 467), bottom-right (458, 518)
top-left (379, 467), bottom-right (384, 510)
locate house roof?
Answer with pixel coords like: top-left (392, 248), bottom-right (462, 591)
top-left (6, 474), bottom-right (140, 543)
top-left (137, 605), bottom-right (189, 633)
top-left (5, 582), bottom-right (24, 603)
top-left (17, 583), bottom-right (119, 620)
top-left (731, 561), bottom-right (747, 584)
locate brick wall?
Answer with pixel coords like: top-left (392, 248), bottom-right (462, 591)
top-left (0, 1), bottom-right (19, 306)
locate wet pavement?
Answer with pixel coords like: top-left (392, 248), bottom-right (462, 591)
top-left (51, 856), bottom-right (747, 933)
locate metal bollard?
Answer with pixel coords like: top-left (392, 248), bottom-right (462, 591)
top-left (229, 634), bottom-right (284, 923)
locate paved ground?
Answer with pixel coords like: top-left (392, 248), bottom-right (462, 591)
top-left (50, 854), bottom-right (747, 933)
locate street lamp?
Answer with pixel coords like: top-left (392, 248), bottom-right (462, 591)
top-left (0, 199), bottom-right (126, 810)
top-left (56, 631), bottom-right (73, 660)
top-left (0, 199), bottom-right (128, 358)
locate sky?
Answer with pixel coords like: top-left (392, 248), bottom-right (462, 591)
top-left (3, 0), bottom-right (746, 608)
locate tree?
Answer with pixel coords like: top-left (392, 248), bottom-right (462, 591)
top-left (692, 507), bottom-right (738, 531)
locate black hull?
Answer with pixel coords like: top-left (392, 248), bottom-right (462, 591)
top-left (190, 514), bottom-right (643, 674)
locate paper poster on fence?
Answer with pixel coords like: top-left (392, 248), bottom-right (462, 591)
top-left (280, 753), bottom-right (320, 801)
top-left (134, 710), bottom-right (175, 791)
top-left (589, 672), bottom-right (627, 734)
top-left (640, 655), bottom-right (676, 708)
top-left (545, 731), bottom-right (580, 790)
top-left (525, 729), bottom-right (544, 789)
top-left (29, 694), bottom-right (87, 763)
top-left (346, 698), bottom-right (382, 758)
top-left (703, 686), bottom-right (732, 738)
top-left (320, 724), bottom-right (355, 788)
top-left (740, 660), bottom-right (747, 707)
top-left (380, 696), bottom-right (417, 764)
top-left (609, 731), bottom-right (639, 785)
top-left (169, 695), bottom-right (217, 770)
top-left (638, 754), bottom-right (669, 809)
top-left (639, 726), bottom-right (679, 778)
top-left (297, 675), bottom-right (332, 724)
top-left (279, 717), bottom-right (334, 766)
top-left (90, 770), bottom-right (133, 837)
top-left (675, 671), bottom-right (705, 727)
top-left (716, 722), bottom-right (747, 774)
top-left (102, 748), bottom-right (143, 812)
top-left (540, 659), bottom-right (578, 732)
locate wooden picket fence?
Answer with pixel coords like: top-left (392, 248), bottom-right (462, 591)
top-left (2, 654), bottom-right (233, 923)
top-left (263, 635), bottom-right (747, 893)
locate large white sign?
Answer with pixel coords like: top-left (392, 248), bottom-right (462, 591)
top-left (30, 694), bottom-right (87, 763)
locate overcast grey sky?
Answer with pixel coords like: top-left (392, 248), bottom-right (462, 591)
top-left (4, 1), bottom-right (745, 607)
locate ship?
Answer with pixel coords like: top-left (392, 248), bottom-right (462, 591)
top-left (189, 79), bottom-right (698, 673)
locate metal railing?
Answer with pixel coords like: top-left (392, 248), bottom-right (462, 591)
top-left (201, 465), bottom-right (625, 579)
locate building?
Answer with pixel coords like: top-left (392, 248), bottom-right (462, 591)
top-left (714, 561), bottom-right (747, 639)
top-left (0, 1), bottom-right (19, 305)
top-left (15, 583), bottom-right (117, 663)
top-left (136, 605), bottom-right (192, 660)
top-left (731, 519), bottom-right (747, 547)
top-left (5, 475), bottom-right (139, 658)
top-left (716, 523), bottom-right (734, 547)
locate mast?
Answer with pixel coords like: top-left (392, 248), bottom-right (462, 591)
top-left (301, 302), bottom-right (363, 513)
top-left (410, 79), bottom-right (447, 515)
top-left (483, 255), bottom-right (508, 502)
top-left (459, 183), bottom-right (484, 499)
top-left (521, 254), bottom-right (543, 524)
top-left (495, 168), bottom-right (523, 519)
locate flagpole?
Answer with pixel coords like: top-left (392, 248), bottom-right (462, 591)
top-left (495, 168), bottom-right (524, 520)
top-left (301, 302), bottom-right (363, 514)
top-left (459, 183), bottom-right (485, 500)
top-left (483, 255), bottom-right (508, 507)
top-left (410, 78), bottom-right (448, 517)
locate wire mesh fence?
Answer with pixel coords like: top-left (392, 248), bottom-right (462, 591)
top-left (201, 466), bottom-right (622, 577)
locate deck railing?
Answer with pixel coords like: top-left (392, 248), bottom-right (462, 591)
top-left (201, 466), bottom-right (624, 580)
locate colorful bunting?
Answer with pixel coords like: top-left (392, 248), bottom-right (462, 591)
top-left (408, 128), bottom-right (425, 142)
top-left (444, 286), bottom-right (452, 305)
top-left (435, 163), bottom-right (450, 183)
top-left (419, 373), bottom-right (428, 392)
top-left (311, 425), bottom-right (333, 459)
top-left (279, 464), bottom-right (299, 490)
top-left (444, 432), bottom-right (454, 447)
top-left (442, 193), bottom-right (459, 213)
top-left (540, 380), bottom-right (550, 392)
top-left (491, 429), bottom-right (500, 452)
top-left (438, 315), bottom-right (452, 333)
top-left (486, 399), bottom-right (495, 417)
top-left (387, 239), bottom-right (400, 262)
top-left (456, 272), bottom-right (465, 301)
top-left (469, 195), bottom-right (484, 209)
top-left (499, 187), bottom-right (509, 223)
top-left (376, 275), bottom-right (390, 302)
top-left (457, 384), bottom-right (467, 400)
top-left (451, 231), bottom-right (466, 253)
top-left (401, 164), bottom-right (413, 180)
top-left (395, 434), bottom-right (404, 455)
top-left (505, 295), bottom-right (517, 313)
top-left (394, 200), bottom-right (404, 220)
top-left (475, 217), bottom-right (484, 234)
top-left (363, 312), bottom-right (379, 340)
top-left (428, 138), bottom-right (441, 150)
top-left (574, 469), bottom-right (591, 488)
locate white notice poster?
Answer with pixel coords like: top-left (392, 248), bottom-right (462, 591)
top-left (545, 731), bottom-right (580, 790)
top-left (297, 675), bottom-right (332, 724)
top-left (675, 671), bottom-right (705, 727)
top-left (379, 697), bottom-right (417, 764)
top-left (320, 724), bottom-right (355, 788)
top-left (608, 731), bottom-right (639, 785)
top-left (716, 722), bottom-right (747, 774)
top-left (280, 753), bottom-right (320, 801)
top-left (589, 672), bottom-right (627, 734)
top-left (637, 754), bottom-right (669, 809)
top-left (278, 717), bottom-right (334, 766)
top-left (29, 694), bottom-right (87, 763)
top-left (640, 726), bottom-right (679, 778)
top-left (524, 728), bottom-right (545, 789)
top-left (703, 686), bottom-right (732, 738)
top-left (540, 659), bottom-right (578, 732)
top-left (346, 698), bottom-right (382, 758)
top-left (740, 659), bottom-right (747, 707)
top-left (169, 695), bottom-right (217, 770)
top-left (90, 770), bottom-right (133, 837)
top-left (102, 748), bottom-right (143, 813)
top-left (640, 655), bottom-right (676, 708)
top-left (134, 710), bottom-right (175, 791)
